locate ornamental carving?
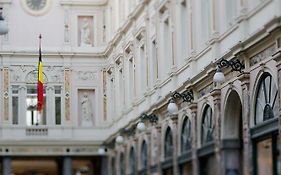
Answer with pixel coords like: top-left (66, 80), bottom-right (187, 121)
top-left (77, 71), bottom-right (97, 80)
top-left (10, 65), bottom-right (63, 83)
top-left (250, 45), bottom-right (276, 66)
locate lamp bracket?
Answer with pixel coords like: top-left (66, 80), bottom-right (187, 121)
top-left (171, 90), bottom-right (194, 103)
top-left (217, 58), bottom-right (245, 73)
top-left (140, 113), bottom-right (158, 124)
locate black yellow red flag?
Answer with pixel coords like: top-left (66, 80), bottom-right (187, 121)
top-left (37, 34), bottom-right (44, 113)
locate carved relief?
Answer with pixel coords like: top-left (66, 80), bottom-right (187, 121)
top-left (77, 71), bottom-right (96, 80)
top-left (250, 45), bottom-right (276, 66)
top-left (78, 16), bottom-right (94, 47)
top-left (78, 89), bottom-right (95, 126)
top-left (10, 65), bottom-right (63, 83)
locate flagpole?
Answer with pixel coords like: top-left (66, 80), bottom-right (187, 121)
top-left (37, 34), bottom-right (43, 125)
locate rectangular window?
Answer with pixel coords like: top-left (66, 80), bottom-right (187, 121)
top-left (26, 86), bottom-right (46, 126)
top-left (164, 19), bottom-right (172, 72)
top-left (55, 86), bottom-right (61, 125)
top-left (140, 45), bottom-right (146, 91)
top-left (12, 86), bottom-right (19, 125)
top-left (180, 2), bottom-right (187, 62)
top-left (152, 40), bottom-right (158, 82)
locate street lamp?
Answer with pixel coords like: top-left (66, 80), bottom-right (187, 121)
top-left (213, 58), bottom-right (245, 83)
top-left (137, 114), bottom-right (158, 132)
top-left (167, 90), bottom-right (194, 114)
top-left (0, 7), bottom-right (8, 35)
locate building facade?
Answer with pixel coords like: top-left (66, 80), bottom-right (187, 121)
top-left (0, 0), bottom-right (281, 175)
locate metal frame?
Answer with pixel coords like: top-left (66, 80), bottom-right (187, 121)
top-left (140, 113), bottom-right (158, 124)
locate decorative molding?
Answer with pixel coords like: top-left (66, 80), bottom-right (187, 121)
top-left (250, 44), bottom-right (276, 66)
top-left (198, 83), bottom-right (214, 99)
top-left (77, 71), bottom-right (97, 81)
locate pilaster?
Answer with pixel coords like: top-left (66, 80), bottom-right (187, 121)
top-left (171, 114), bottom-right (179, 175)
top-left (238, 72), bottom-right (251, 175)
top-left (211, 88), bottom-right (222, 175)
top-left (189, 102), bottom-right (198, 175)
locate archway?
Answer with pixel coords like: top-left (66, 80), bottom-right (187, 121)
top-left (222, 90), bottom-right (243, 175)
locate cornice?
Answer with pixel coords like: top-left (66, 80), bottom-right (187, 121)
top-left (60, 0), bottom-right (108, 6)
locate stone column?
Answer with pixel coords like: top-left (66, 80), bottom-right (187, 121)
top-left (189, 102), bottom-right (198, 175)
top-left (63, 156), bottom-right (72, 175)
top-left (171, 114), bottom-right (179, 175)
top-left (273, 50), bottom-right (281, 170)
top-left (2, 156), bottom-right (11, 175)
top-left (238, 72), bottom-right (251, 175)
top-left (211, 88), bottom-right (222, 175)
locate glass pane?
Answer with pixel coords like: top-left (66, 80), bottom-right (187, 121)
top-left (165, 127), bottom-right (173, 159)
top-left (181, 117), bottom-right (192, 152)
top-left (55, 97), bottom-right (61, 125)
top-left (202, 105), bottom-right (213, 145)
top-left (257, 138), bottom-right (273, 175)
top-left (141, 141), bottom-right (147, 169)
top-left (129, 148), bottom-right (135, 173)
top-left (12, 97), bottom-right (18, 125)
top-left (55, 86), bottom-right (61, 94)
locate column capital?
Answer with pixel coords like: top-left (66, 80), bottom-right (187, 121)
top-left (188, 102), bottom-right (197, 113)
top-left (273, 49), bottom-right (281, 67)
top-left (211, 88), bottom-right (221, 100)
top-left (238, 72), bottom-right (250, 89)
top-left (170, 114), bottom-right (178, 124)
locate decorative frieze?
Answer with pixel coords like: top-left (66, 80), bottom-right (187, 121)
top-left (77, 71), bottom-right (97, 81)
top-left (250, 44), bottom-right (276, 66)
top-left (198, 83), bottom-right (214, 98)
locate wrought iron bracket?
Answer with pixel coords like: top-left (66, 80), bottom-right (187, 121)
top-left (171, 90), bottom-right (194, 103)
top-left (216, 58), bottom-right (245, 73)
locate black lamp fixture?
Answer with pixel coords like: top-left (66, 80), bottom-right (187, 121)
top-left (137, 113), bottom-right (158, 132)
top-left (0, 7), bottom-right (8, 35)
top-left (167, 90), bottom-right (194, 114)
top-left (213, 58), bottom-right (245, 83)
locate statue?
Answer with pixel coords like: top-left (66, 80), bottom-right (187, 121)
top-left (81, 92), bottom-right (93, 126)
top-left (80, 18), bottom-right (92, 47)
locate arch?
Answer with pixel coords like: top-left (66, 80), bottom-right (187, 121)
top-left (25, 70), bottom-right (48, 83)
top-left (201, 104), bottom-right (214, 145)
top-left (222, 90), bottom-right (242, 139)
top-left (140, 140), bottom-right (148, 170)
top-left (128, 147), bottom-right (136, 174)
top-left (164, 126), bottom-right (173, 159)
top-left (181, 115), bottom-right (192, 153)
top-left (254, 72), bottom-right (279, 125)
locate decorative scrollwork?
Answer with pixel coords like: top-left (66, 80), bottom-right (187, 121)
top-left (171, 90), bottom-right (194, 103)
top-left (140, 114), bottom-right (158, 124)
top-left (217, 58), bottom-right (245, 73)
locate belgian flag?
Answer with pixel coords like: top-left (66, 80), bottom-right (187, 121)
top-left (37, 34), bottom-right (44, 113)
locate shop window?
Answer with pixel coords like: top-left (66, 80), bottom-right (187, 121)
top-left (201, 105), bottom-right (214, 145)
top-left (120, 153), bottom-right (125, 175)
top-left (140, 140), bottom-right (148, 170)
top-left (128, 147), bottom-right (136, 175)
top-left (164, 127), bottom-right (173, 159)
top-left (181, 116), bottom-right (192, 152)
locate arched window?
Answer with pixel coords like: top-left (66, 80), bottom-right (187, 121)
top-left (201, 105), bottom-right (214, 145)
top-left (120, 153), bottom-right (125, 175)
top-left (181, 116), bottom-right (192, 153)
top-left (129, 147), bottom-right (136, 174)
top-left (255, 73), bottom-right (279, 124)
top-left (164, 127), bottom-right (173, 159)
top-left (140, 140), bottom-right (148, 170)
